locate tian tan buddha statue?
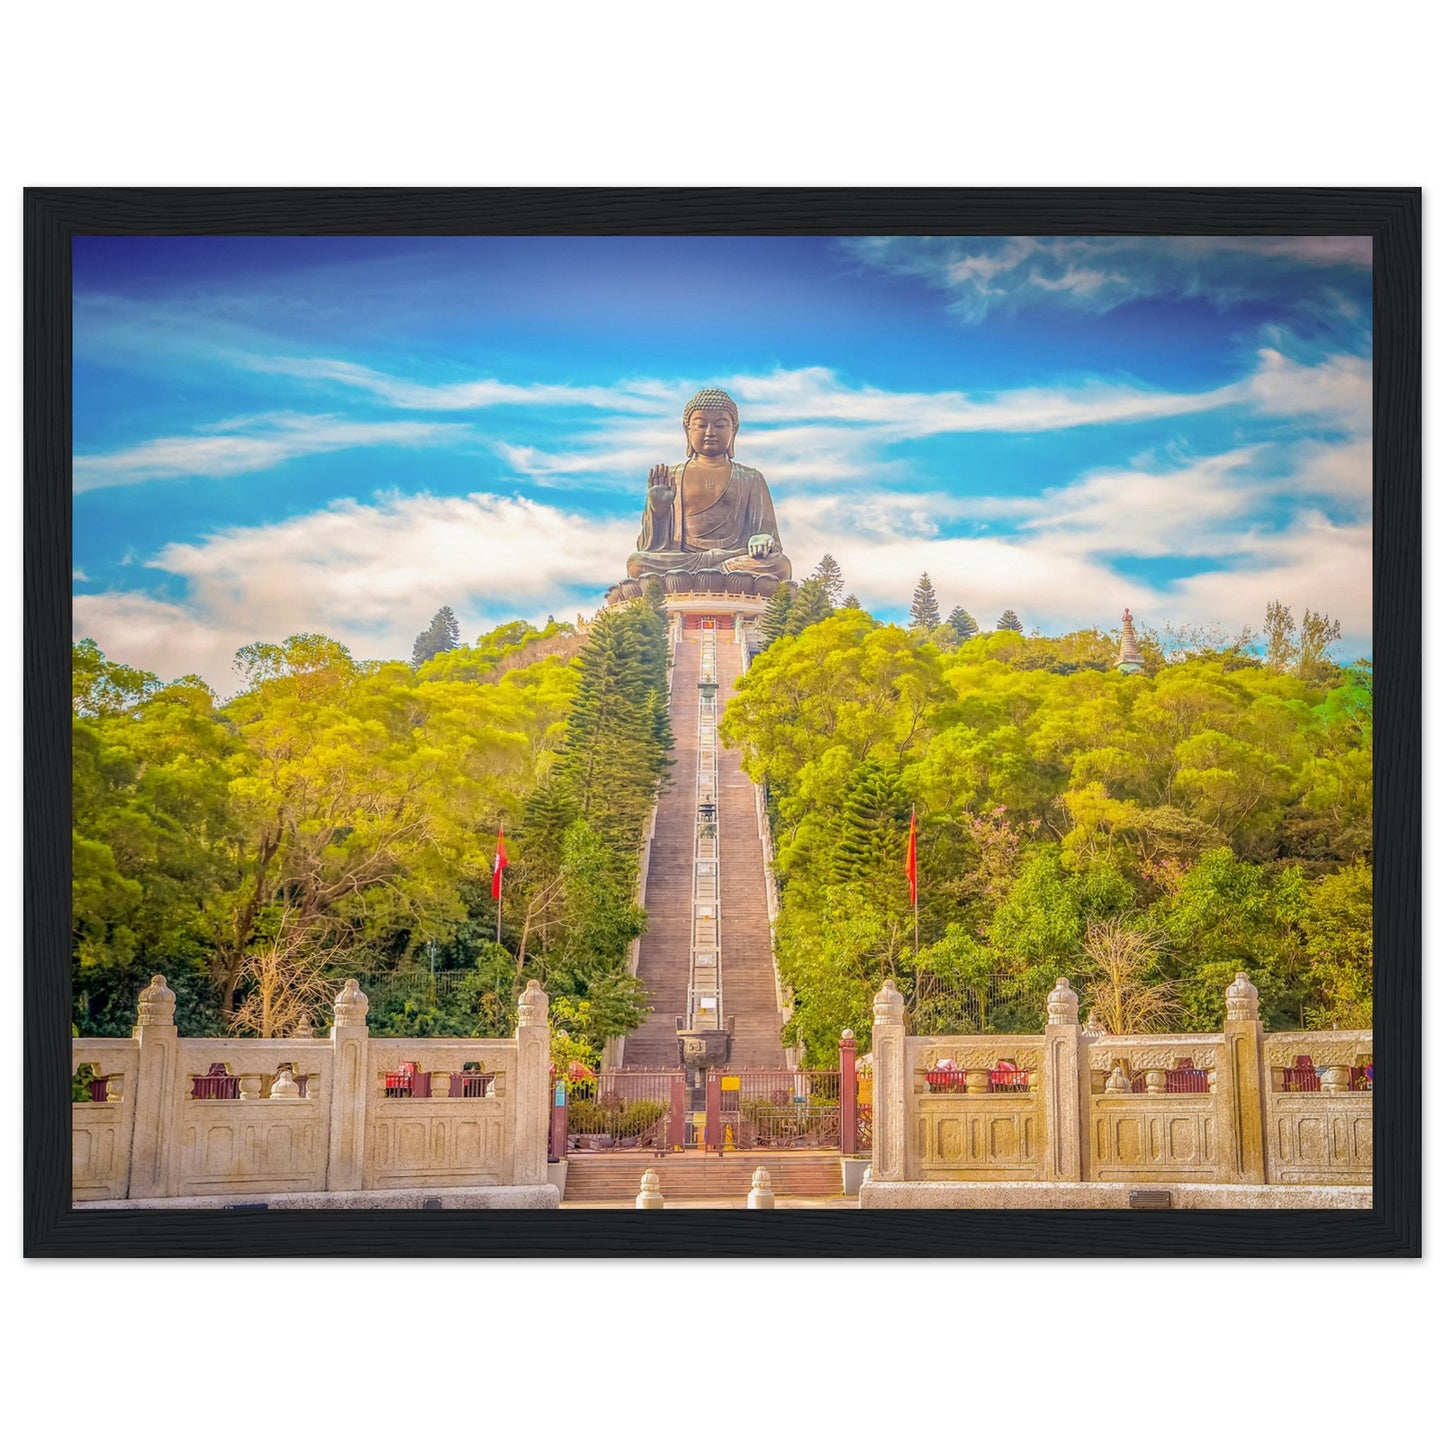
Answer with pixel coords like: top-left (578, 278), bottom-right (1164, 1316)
top-left (617, 388), bottom-right (792, 597)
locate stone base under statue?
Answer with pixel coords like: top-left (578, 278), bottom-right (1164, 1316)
top-left (607, 570), bottom-right (787, 608)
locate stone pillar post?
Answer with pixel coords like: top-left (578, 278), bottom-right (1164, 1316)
top-left (550, 1085), bottom-right (568, 1161)
top-left (636, 1168), bottom-right (664, 1209)
top-left (326, 979), bottom-right (370, 1193)
top-left (839, 1028), bottom-right (858, 1156)
top-left (512, 980), bottom-right (550, 1186)
top-left (705, 1069), bottom-right (722, 1153)
top-left (127, 975), bottom-right (180, 1199)
top-left (1043, 977), bottom-right (1084, 1182)
top-left (668, 1073), bottom-right (687, 1151)
top-left (1219, 971), bottom-right (1268, 1184)
top-left (747, 1167), bottom-right (775, 1208)
top-left (870, 979), bottom-right (907, 1182)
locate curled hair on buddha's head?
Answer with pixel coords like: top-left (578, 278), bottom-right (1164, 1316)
top-left (683, 388), bottom-right (739, 458)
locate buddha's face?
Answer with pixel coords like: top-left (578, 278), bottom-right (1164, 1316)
top-left (686, 407), bottom-right (736, 459)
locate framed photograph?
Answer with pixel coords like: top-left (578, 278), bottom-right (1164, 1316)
top-left (25, 188), bottom-right (1420, 1256)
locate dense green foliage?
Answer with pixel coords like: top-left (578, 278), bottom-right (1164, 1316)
top-left (719, 611), bottom-right (1373, 1061)
top-left (71, 603), bottom-right (673, 1063)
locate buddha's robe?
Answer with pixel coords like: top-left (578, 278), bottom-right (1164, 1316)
top-left (626, 461), bottom-right (792, 580)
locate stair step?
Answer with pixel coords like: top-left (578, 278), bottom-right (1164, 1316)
top-left (562, 1151), bottom-right (844, 1200)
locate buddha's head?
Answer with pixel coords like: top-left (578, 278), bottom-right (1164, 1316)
top-left (683, 388), bottom-right (739, 460)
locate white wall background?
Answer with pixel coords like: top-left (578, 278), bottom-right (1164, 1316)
top-left (4, 6), bottom-right (1436, 1442)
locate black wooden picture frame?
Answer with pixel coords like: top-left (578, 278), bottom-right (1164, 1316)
top-left (24, 187), bottom-right (1421, 1257)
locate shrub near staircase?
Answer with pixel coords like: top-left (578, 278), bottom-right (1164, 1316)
top-left (566, 1096), bottom-right (669, 1147)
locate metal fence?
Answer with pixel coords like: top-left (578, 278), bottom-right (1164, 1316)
top-left (718, 1069), bottom-right (843, 1150)
top-left (563, 1069), bottom-right (680, 1151)
top-left (908, 973), bottom-right (1046, 1034)
top-left (552, 1055), bottom-right (875, 1157)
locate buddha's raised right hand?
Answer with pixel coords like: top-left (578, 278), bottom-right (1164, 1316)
top-left (647, 464), bottom-right (675, 513)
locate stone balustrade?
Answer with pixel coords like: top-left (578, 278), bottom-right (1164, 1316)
top-left (72, 975), bottom-right (556, 1206)
top-left (864, 972), bottom-right (1372, 1206)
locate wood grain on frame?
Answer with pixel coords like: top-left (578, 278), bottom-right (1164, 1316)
top-left (24, 188), bottom-right (1421, 1257)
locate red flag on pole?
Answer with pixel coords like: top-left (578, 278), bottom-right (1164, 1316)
top-left (905, 806), bottom-right (918, 908)
top-left (491, 822), bottom-right (509, 901)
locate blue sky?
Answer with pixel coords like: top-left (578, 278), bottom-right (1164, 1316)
top-left (72, 234), bottom-right (1372, 692)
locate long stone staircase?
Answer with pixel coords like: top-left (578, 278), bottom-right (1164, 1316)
top-left (621, 622), bottom-right (787, 1071)
top-left (620, 634), bottom-right (701, 1069)
top-left (714, 634), bottom-right (787, 1069)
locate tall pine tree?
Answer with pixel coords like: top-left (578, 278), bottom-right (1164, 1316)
top-left (811, 554), bottom-right (846, 607)
top-left (558, 601), bottom-right (673, 857)
top-left (831, 758), bottom-right (911, 887)
top-left (412, 605), bottom-right (462, 666)
top-left (786, 576), bottom-right (834, 635)
top-left (910, 573), bottom-right (941, 630)
top-left (995, 609), bottom-right (1023, 633)
top-left (759, 583), bottom-right (795, 645)
top-left (946, 606), bottom-right (979, 642)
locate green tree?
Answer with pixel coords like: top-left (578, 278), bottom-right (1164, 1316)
top-left (72, 659), bottom-right (241, 1033)
top-left (910, 573), bottom-right (941, 630)
top-left (1263, 599), bottom-right (1297, 673)
top-left (219, 637), bottom-right (528, 1015)
top-left (912, 923), bottom-right (1006, 1031)
top-left (1076, 918), bottom-right (1179, 1034)
top-left (411, 605), bottom-right (462, 666)
top-left (759, 583), bottom-right (794, 645)
top-left (774, 882), bottom-right (908, 1061)
top-left (831, 759), bottom-right (910, 888)
top-left (537, 821), bottom-right (650, 1050)
top-left (786, 576), bottom-right (834, 634)
top-left (557, 602), bottom-right (672, 857)
top-left (811, 553), bottom-right (846, 607)
top-left (1295, 862), bottom-right (1372, 1027)
top-left (995, 609), bottom-right (1023, 633)
top-left (946, 606), bottom-right (979, 643)
top-left (1297, 608), bottom-right (1343, 683)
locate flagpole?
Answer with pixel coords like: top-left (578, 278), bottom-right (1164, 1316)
top-left (494, 818), bottom-right (506, 946)
top-left (907, 804), bottom-right (919, 954)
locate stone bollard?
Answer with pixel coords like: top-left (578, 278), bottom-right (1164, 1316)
top-left (636, 1168), bottom-right (665, 1209)
top-left (747, 1167), bottom-right (775, 1209)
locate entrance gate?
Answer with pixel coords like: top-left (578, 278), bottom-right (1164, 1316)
top-left (552, 1035), bottom-right (869, 1158)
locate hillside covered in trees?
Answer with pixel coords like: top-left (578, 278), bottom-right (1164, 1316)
top-left (720, 602), bottom-right (1372, 1062)
top-left (72, 567), bottom-right (1372, 1071)
top-left (72, 596), bottom-right (673, 1060)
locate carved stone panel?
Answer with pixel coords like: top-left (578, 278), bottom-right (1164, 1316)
top-left (1088, 1096), bottom-right (1223, 1181)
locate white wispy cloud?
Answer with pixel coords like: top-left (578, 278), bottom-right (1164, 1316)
top-left (74, 591), bottom-right (242, 693)
top-left (77, 492), bottom-right (637, 691)
top-left (788, 508), bottom-right (1372, 657)
top-left (243, 356), bottom-right (675, 413)
top-left (78, 426), bottom-right (1373, 689)
top-left (1244, 348), bottom-right (1371, 432)
top-left (73, 413), bottom-right (473, 490)
top-left (842, 236), bottom-right (1372, 322)
top-left (481, 349), bottom-right (1366, 492)
top-left (780, 438), bottom-right (1372, 654)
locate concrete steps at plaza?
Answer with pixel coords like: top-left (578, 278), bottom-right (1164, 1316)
top-left (561, 1149), bottom-right (842, 1202)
